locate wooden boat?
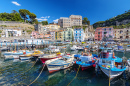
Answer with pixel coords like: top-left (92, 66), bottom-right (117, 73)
top-left (45, 54), bottom-right (74, 73)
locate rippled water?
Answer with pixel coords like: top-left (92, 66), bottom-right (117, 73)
top-left (0, 45), bottom-right (130, 86)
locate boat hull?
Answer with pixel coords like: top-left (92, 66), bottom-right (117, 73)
top-left (19, 56), bottom-right (32, 60)
top-left (46, 64), bottom-right (71, 73)
top-left (100, 67), bottom-right (124, 79)
top-left (40, 57), bottom-right (57, 64)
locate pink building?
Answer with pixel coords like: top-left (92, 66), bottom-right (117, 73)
top-left (32, 31), bottom-right (51, 39)
top-left (95, 27), bottom-right (114, 41)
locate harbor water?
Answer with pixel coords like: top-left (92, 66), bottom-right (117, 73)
top-left (0, 46), bottom-right (130, 86)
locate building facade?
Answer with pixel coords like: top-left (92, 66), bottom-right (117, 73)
top-left (55, 30), bottom-right (63, 41)
top-left (95, 27), bottom-right (114, 41)
top-left (2, 29), bottom-right (22, 38)
top-left (74, 28), bottom-right (85, 42)
top-left (84, 28), bottom-right (94, 41)
top-left (63, 27), bottom-right (73, 42)
top-left (114, 28), bottom-right (130, 41)
top-left (58, 15), bottom-right (82, 28)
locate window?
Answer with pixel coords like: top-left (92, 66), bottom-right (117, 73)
top-left (98, 32), bottom-right (100, 34)
top-left (109, 28), bottom-right (111, 30)
top-left (104, 28), bottom-right (106, 31)
top-left (104, 32), bottom-right (107, 34)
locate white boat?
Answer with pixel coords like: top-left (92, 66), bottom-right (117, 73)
top-left (45, 54), bottom-right (74, 73)
top-left (51, 48), bottom-right (60, 53)
top-left (70, 45), bottom-right (84, 51)
top-left (125, 49), bottom-right (130, 52)
top-left (70, 45), bottom-right (78, 51)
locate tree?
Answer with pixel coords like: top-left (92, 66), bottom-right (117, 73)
top-left (29, 13), bottom-right (36, 23)
top-left (19, 9), bottom-right (30, 22)
top-left (34, 19), bottom-right (38, 24)
top-left (12, 10), bottom-right (17, 14)
top-left (82, 17), bottom-right (90, 25)
top-left (41, 21), bottom-right (48, 25)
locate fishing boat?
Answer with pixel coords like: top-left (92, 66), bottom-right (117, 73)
top-left (19, 53), bottom-right (33, 60)
top-left (98, 48), bottom-right (126, 79)
top-left (75, 53), bottom-right (98, 71)
top-left (3, 50), bottom-right (31, 56)
top-left (114, 46), bottom-right (124, 52)
top-left (3, 50), bottom-right (33, 60)
top-left (39, 53), bottom-right (62, 64)
top-left (45, 54), bottom-right (74, 73)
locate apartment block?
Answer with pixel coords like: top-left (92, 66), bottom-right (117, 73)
top-left (58, 15), bottom-right (82, 28)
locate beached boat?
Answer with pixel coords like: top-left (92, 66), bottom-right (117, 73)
top-left (45, 54), bottom-right (74, 73)
top-left (98, 48), bottom-right (126, 79)
top-left (75, 53), bottom-right (98, 71)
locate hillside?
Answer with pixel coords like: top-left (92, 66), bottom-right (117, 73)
top-left (93, 10), bottom-right (130, 29)
top-left (0, 21), bottom-right (34, 34)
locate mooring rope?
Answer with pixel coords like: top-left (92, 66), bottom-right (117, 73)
top-left (27, 64), bottom-right (45, 86)
top-left (67, 65), bottom-right (80, 86)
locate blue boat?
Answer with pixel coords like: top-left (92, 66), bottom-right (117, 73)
top-left (98, 48), bottom-right (126, 79)
top-left (75, 53), bottom-right (98, 71)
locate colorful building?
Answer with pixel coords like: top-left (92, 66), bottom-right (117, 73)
top-left (55, 30), bottom-right (63, 41)
top-left (63, 27), bottom-right (73, 42)
top-left (74, 28), bottom-right (85, 42)
top-left (95, 27), bottom-right (114, 41)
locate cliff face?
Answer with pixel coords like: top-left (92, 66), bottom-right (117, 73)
top-left (93, 11), bottom-right (130, 29)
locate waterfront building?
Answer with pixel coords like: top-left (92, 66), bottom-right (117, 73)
top-left (74, 28), bottom-right (85, 42)
top-left (63, 27), bottom-right (73, 42)
top-left (84, 28), bottom-right (94, 41)
top-left (58, 15), bottom-right (82, 28)
top-left (95, 27), bottom-right (114, 41)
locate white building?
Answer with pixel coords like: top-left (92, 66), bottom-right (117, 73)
top-left (74, 28), bottom-right (85, 42)
top-left (3, 29), bottom-right (21, 37)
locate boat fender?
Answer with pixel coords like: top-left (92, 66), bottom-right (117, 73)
top-left (23, 52), bottom-right (26, 54)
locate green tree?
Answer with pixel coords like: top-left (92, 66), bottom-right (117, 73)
top-left (19, 9), bottom-right (30, 22)
top-left (41, 21), bottom-right (48, 25)
top-left (34, 19), bottom-right (38, 24)
top-left (82, 17), bottom-right (90, 25)
top-left (29, 13), bottom-right (36, 23)
top-left (12, 10), bottom-right (17, 14)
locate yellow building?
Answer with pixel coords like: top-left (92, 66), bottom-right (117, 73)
top-left (55, 30), bottom-right (63, 41)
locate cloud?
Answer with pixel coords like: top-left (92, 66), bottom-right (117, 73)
top-left (41, 16), bottom-right (50, 19)
top-left (35, 18), bottom-right (47, 21)
top-left (12, 1), bottom-right (21, 6)
top-left (53, 19), bottom-right (59, 23)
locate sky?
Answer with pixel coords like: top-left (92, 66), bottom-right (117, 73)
top-left (0, 0), bottom-right (130, 25)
